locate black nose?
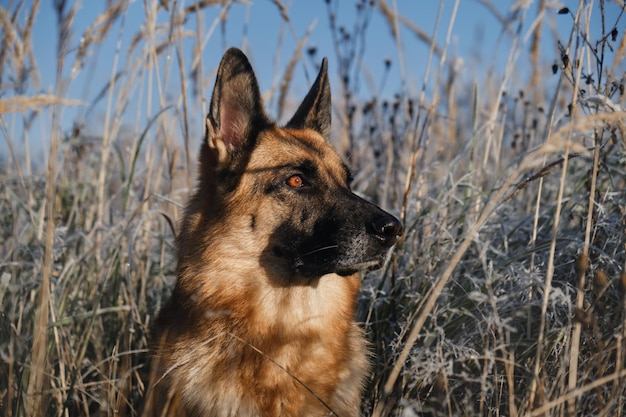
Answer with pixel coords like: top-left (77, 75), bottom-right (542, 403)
top-left (371, 214), bottom-right (403, 247)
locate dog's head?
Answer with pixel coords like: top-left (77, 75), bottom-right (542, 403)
top-left (189, 48), bottom-right (402, 282)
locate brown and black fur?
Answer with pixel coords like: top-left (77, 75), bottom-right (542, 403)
top-left (146, 48), bottom-right (402, 417)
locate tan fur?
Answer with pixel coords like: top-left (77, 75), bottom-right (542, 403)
top-left (145, 48), bottom-right (401, 417)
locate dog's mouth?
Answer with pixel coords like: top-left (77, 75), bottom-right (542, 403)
top-left (292, 244), bottom-right (391, 278)
top-left (334, 259), bottom-right (385, 277)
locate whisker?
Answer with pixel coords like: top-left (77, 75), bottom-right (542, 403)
top-left (298, 245), bottom-right (339, 258)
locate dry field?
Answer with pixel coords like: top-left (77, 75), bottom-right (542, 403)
top-left (1, 0), bottom-right (625, 416)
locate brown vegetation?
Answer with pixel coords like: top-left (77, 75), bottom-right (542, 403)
top-left (1, 0), bottom-right (625, 415)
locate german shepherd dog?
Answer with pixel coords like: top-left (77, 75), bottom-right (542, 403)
top-left (147, 48), bottom-right (402, 417)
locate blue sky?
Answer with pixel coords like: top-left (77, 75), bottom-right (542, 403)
top-left (28, 1), bottom-right (621, 92)
top-left (5, 0), bottom-right (625, 160)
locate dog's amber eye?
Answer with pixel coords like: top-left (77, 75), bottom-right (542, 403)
top-left (286, 175), bottom-right (305, 188)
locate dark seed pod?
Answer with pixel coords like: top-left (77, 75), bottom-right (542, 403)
top-left (434, 371), bottom-right (446, 396)
top-left (575, 253), bottom-right (588, 277)
top-left (619, 273), bottom-right (626, 299)
top-left (573, 307), bottom-right (591, 325)
top-left (594, 270), bottom-right (609, 294)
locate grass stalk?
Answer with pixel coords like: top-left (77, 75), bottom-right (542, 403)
top-left (567, 3), bottom-right (599, 413)
top-left (175, 7), bottom-right (193, 194)
top-left (96, 4), bottom-right (127, 230)
top-left (23, 0), bottom-right (74, 413)
top-left (529, 1), bottom-right (588, 411)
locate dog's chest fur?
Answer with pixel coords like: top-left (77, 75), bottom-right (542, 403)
top-left (160, 270), bottom-right (368, 417)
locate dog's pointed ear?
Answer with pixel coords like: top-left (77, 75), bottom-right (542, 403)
top-left (286, 58), bottom-right (331, 138)
top-left (206, 48), bottom-right (268, 165)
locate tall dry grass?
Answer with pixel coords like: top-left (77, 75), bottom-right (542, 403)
top-left (1, 0), bottom-right (625, 416)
